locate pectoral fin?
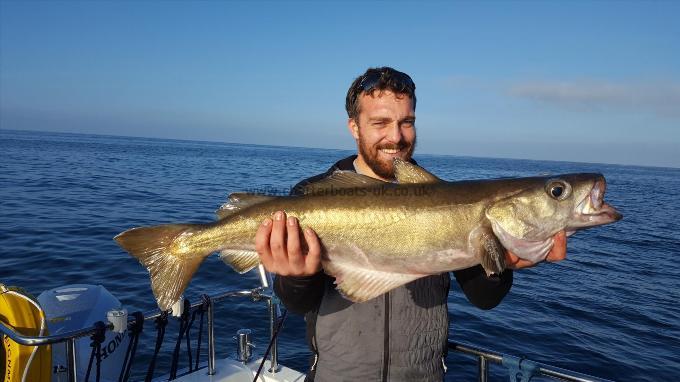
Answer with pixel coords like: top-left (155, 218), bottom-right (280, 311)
top-left (469, 227), bottom-right (506, 276)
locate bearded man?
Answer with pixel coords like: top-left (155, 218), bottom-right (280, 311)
top-left (254, 67), bottom-right (567, 382)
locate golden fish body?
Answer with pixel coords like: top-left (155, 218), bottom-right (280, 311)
top-left (115, 160), bottom-right (622, 310)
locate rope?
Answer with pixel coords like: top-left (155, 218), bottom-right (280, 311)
top-left (169, 298), bottom-right (191, 380)
top-left (184, 301), bottom-right (202, 372)
top-left (84, 321), bottom-right (107, 382)
top-left (194, 294), bottom-right (209, 370)
top-left (145, 311), bottom-right (168, 382)
top-left (252, 309), bottom-right (288, 382)
top-left (118, 311), bottom-right (144, 382)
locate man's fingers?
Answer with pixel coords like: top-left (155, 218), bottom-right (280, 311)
top-left (255, 218), bottom-right (274, 270)
top-left (286, 216), bottom-right (305, 271)
top-left (512, 258), bottom-right (536, 269)
top-left (255, 211), bottom-right (320, 276)
top-left (547, 231), bottom-right (567, 262)
top-left (270, 211), bottom-right (288, 268)
top-left (303, 227), bottom-right (322, 274)
top-left (505, 250), bottom-right (537, 269)
top-left (504, 251), bottom-right (522, 269)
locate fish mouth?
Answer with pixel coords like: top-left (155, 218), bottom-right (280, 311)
top-left (571, 177), bottom-right (622, 229)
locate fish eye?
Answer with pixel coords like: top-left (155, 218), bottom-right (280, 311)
top-left (551, 186), bottom-right (564, 198)
top-left (545, 180), bottom-right (571, 200)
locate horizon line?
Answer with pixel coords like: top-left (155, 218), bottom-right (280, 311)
top-left (3, 128), bottom-right (678, 171)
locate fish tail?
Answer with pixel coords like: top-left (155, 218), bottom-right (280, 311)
top-left (114, 224), bottom-right (210, 311)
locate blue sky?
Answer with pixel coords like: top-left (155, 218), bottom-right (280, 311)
top-left (1, 1), bottom-right (679, 168)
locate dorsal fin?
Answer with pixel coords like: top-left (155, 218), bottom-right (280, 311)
top-left (393, 158), bottom-right (441, 184)
top-left (301, 171), bottom-right (386, 195)
top-left (216, 193), bottom-right (277, 219)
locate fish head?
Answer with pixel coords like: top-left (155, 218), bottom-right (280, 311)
top-left (486, 173), bottom-right (622, 263)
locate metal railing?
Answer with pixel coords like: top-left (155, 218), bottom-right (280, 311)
top-left (448, 341), bottom-right (614, 382)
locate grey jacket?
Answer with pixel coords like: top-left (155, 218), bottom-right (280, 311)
top-left (312, 274), bottom-right (450, 381)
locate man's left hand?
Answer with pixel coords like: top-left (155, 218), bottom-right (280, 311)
top-left (505, 231), bottom-right (567, 269)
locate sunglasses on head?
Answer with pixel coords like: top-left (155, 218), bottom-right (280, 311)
top-left (358, 70), bottom-right (415, 93)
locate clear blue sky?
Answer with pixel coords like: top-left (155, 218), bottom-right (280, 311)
top-left (2, 1), bottom-right (679, 168)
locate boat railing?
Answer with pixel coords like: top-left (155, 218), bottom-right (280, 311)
top-left (447, 340), bottom-right (613, 382)
top-left (2, 267), bottom-right (612, 382)
top-left (1, 286), bottom-right (276, 381)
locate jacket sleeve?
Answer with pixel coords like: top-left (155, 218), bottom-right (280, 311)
top-left (453, 265), bottom-right (513, 310)
top-left (274, 273), bottom-right (327, 315)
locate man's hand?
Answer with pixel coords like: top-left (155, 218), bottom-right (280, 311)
top-left (505, 231), bottom-right (567, 269)
top-left (255, 210), bottom-right (322, 276)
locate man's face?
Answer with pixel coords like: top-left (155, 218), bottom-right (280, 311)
top-left (349, 90), bottom-right (416, 180)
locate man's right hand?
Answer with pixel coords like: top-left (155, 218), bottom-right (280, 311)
top-left (255, 210), bottom-right (322, 276)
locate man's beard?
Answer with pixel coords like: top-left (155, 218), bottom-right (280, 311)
top-left (357, 133), bottom-right (416, 180)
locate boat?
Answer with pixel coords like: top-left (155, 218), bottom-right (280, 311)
top-left (2, 266), bottom-right (613, 382)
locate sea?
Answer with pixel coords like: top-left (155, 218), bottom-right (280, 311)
top-left (1, 129), bottom-right (678, 381)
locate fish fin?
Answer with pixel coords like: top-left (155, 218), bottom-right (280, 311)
top-left (216, 193), bottom-right (278, 219)
top-left (393, 158), bottom-right (441, 184)
top-left (469, 227), bottom-right (506, 276)
top-left (325, 260), bottom-right (423, 303)
top-left (322, 244), bottom-right (423, 302)
top-left (301, 171), bottom-right (386, 195)
top-left (114, 224), bottom-right (210, 311)
top-left (219, 249), bottom-right (260, 273)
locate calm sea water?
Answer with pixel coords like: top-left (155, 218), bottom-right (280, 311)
top-left (1, 129), bottom-right (678, 381)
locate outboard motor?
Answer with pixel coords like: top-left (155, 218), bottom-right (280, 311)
top-left (38, 285), bottom-right (129, 382)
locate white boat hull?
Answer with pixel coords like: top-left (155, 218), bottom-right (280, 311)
top-left (164, 358), bottom-right (305, 382)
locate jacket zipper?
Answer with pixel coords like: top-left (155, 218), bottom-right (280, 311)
top-left (382, 291), bottom-right (390, 382)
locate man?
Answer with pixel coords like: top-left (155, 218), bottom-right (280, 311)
top-left (255, 67), bottom-right (567, 381)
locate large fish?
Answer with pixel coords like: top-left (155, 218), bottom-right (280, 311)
top-left (115, 159), bottom-right (622, 310)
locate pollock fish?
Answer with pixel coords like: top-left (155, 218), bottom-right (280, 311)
top-left (114, 159), bottom-right (622, 310)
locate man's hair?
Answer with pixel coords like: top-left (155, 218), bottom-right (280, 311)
top-left (345, 67), bottom-right (416, 119)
